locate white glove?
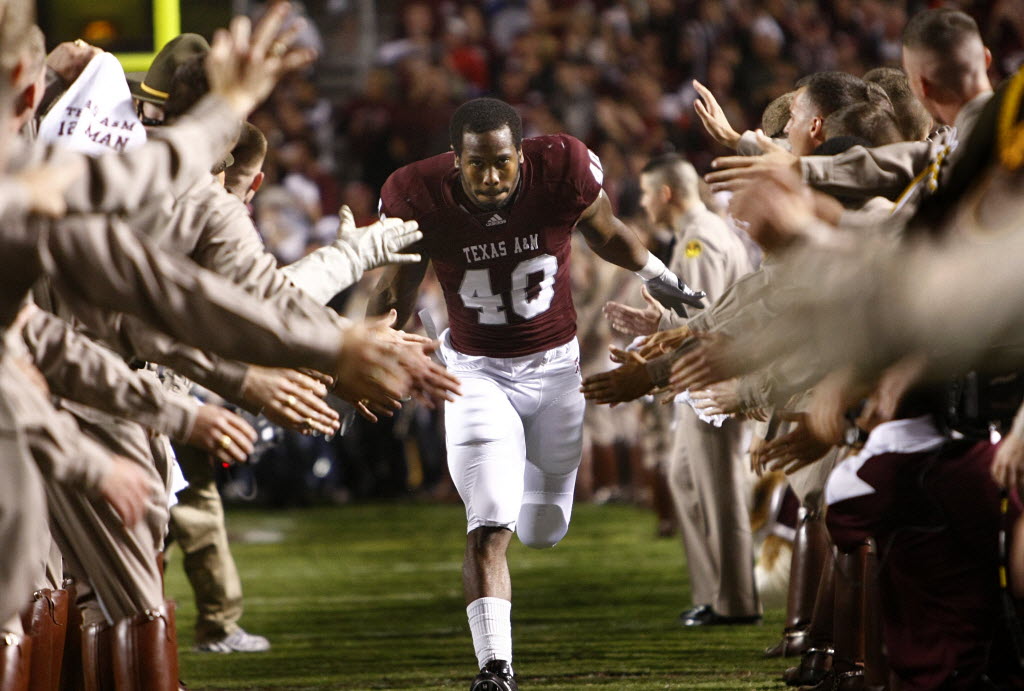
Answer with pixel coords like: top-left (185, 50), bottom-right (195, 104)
top-left (333, 204), bottom-right (423, 272)
top-left (281, 205), bottom-right (423, 303)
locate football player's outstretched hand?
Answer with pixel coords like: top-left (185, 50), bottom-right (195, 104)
top-left (644, 267), bottom-right (705, 315)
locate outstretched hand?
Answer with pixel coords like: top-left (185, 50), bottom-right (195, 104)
top-left (206, 3), bottom-right (319, 119)
top-left (581, 348), bottom-right (653, 405)
top-left (693, 80), bottom-right (741, 150)
top-left (705, 134), bottom-right (799, 194)
top-left (759, 412), bottom-right (833, 475)
top-left (187, 404), bottom-right (257, 464)
top-left (334, 204), bottom-right (422, 271)
top-left (603, 286), bottom-right (666, 337)
top-left (241, 365), bottom-right (341, 435)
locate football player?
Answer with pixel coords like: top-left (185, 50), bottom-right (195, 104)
top-left (370, 97), bottom-right (703, 691)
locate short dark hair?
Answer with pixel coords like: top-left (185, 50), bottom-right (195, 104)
top-left (163, 54), bottom-right (209, 122)
top-left (824, 103), bottom-right (902, 147)
top-left (901, 8), bottom-right (980, 55)
top-left (761, 92), bottom-right (793, 138)
top-left (796, 71), bottom-right (888, 119)
top-left (449, 98), bottom-right (523, 155)
top-left (864, 67), bottom-right (932, 141)
top-left (641, 153), bottom-right (698, 197)
top-left (230, 122), bottom-right (268, 172)
top-left (225, 122), bottom-right (268, 195)
top-left (901, 9), bottom-right (983, 96)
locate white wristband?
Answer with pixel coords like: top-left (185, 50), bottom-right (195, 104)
top-left (635, 252), bottom-right (667, 281)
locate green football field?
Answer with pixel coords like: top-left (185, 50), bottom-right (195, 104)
top-left (166, 503), bottom-right (788, 690)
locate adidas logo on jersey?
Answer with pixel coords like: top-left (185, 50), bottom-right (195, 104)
top-left (485, 214), bottom-right (506, 227)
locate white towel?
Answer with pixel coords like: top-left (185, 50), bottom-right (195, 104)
top-left (38, 52), bottom-right (146, 156)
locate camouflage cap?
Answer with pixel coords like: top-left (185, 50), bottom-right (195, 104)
top-left (127, 33), bottom-right (210, 105)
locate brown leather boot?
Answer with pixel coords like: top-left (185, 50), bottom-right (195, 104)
top-left (0, 632), bottom-right (32, 691)
top-left (59, 581), bottom-right (84, 691)
top-left (785, 550), bottom-right (837, 686)
top-left (112, 602), bottom-right (179, 691)
top-left (81, 623), bottom-right (114, 691)
top-left (20, 588), bottom-right (69, 691)
top-left (860, 542), bottom-right (888, 688)
top-left (767, 509), bottom-right (829, 658)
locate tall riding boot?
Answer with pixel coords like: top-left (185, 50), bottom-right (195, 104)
top-left (112, 602), bottom-right (179, 691)
top-left (798, 547), bottom-right (868, 691)
top-left (81, 623), bottom-right (114, 691)
top-left (766, 508), bottom-right (828, 658)
top-left (59, 581), bottom-right (84, 691)
top-left (861, 541), bottom-right (888, 690)
top-left (0, 632), bottom-right (32, 691)
top-left (785, 548), bottom-right (837, 686)
top-left (21, 588), bottom-right (69, 691)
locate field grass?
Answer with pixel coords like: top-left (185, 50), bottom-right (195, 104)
top-left (165, 502), bottom-right (788, 690)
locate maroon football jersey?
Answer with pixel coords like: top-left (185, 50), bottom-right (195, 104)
top-left (380, 134), bottom-right (603, 357)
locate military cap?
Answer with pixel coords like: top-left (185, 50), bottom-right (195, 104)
top-left (127, 33), bottom-right (210, 105)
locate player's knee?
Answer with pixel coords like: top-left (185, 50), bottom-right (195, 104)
top-left (516, 504), bottom-right (569, 549)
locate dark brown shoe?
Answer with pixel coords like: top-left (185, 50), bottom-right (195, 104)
top-left (783, 647), bottom-right (833, 687)
top-left (798, 668), bottom-right (864, 691)
top-left (764, 628), bottom-right (811, 658)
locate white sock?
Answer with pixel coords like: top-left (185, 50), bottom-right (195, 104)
top-left (466, 596), bottom-right (512, 670)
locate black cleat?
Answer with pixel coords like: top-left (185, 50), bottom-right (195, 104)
top-left (470, 659), bottom-right (518, 691)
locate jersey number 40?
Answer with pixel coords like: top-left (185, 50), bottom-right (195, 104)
top-left (459, 254), bottom-right (557, 325)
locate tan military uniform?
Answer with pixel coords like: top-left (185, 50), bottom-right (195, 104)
top-left (660, 203), bottom-right (760, 617)
top-left (0, 107), bottom-right (348, 637)
top-left (0, 345), bottom-right (49, 635)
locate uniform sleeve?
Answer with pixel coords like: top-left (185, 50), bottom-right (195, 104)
top-left (21, 309), bottom-right (198, 442)
top-left (735, 131), bottom-right (789, 156)
top-left (379, 169), bottom-right (411, 221)
top-left (800, 140), bottom-right (937, 201)
top-left (565, 135), bottom-right (603, 211)
top-left (187, 194), bottom-right (348, 327)
top-left (281, 242), bottom-right (363, 304)
top-left (38, 214), bottom-right (342, 375)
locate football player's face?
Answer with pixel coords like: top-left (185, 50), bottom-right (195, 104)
top-left (455, 126), bottom-right (523, 211)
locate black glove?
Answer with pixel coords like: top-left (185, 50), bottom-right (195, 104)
top-left (644, 269), bottom-right (705, 316)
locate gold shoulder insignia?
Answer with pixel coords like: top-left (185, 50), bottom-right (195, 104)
top-left (685, 240), bottom-right (703, 258)
top-left (998, 66), bottom-right (1024, 172)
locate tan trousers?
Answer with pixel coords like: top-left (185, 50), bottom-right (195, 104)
top-left (47, 410), bottom-right (166, 626)
top-left (0, 426), bottom-right (47, 633)
top-left (168, 444), bottom-right (243, 642)
top-left (0, 353), bottom-right (50, 631)
top-left (668, 404), bottom-right (760, 617)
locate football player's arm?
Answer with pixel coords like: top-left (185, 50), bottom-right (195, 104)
top-left (576, 190), bottom-right (649, 270)
top-left (367, 259), bottom-right (430, 330)
top-left (576, 191), bottom-right (705, 315)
